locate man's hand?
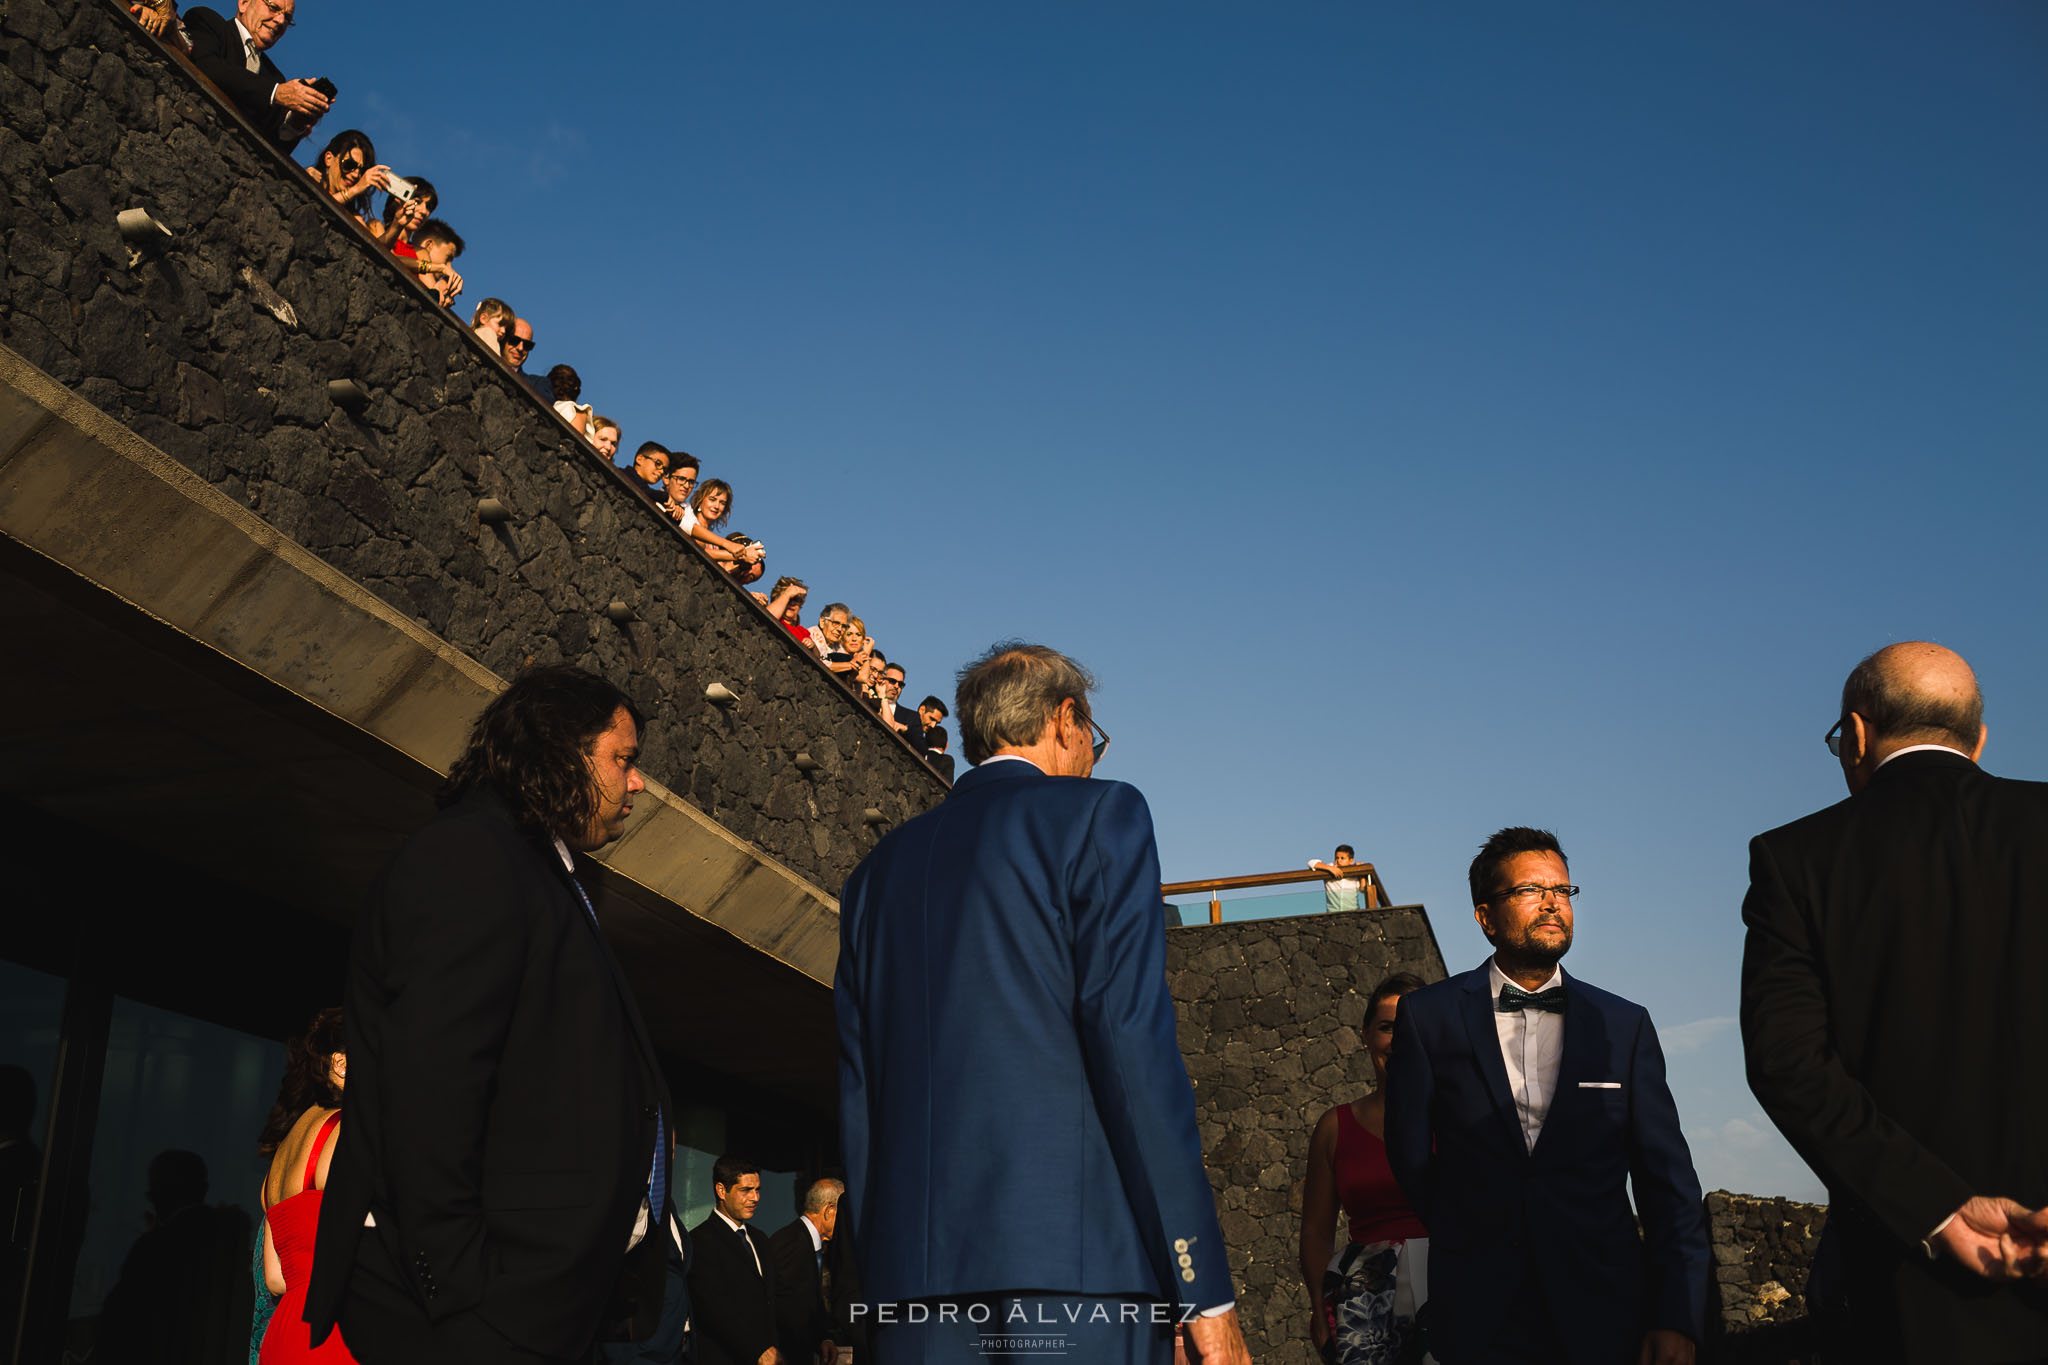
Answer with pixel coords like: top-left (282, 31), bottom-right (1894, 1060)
top-left (1933, 1196), bottom-right (2048, 1279)
top-left (1184, 1308), bottom-right (1251, 1365)
top-left (1637, 1328), bottom-right (1694, 1365)
top-left (273, 78), bottom-right (332, 118)
top-left (755, 1350), bottom-right (778, 1365)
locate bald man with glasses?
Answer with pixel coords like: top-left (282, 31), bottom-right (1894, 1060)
top-left (1385, 826), bottom-right (1708, 1365)
top-left (1742, 643), bottom-right (2048, 1362)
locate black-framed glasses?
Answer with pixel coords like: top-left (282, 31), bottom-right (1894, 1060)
top-left (1493, 883), bottom-right (1578, 905)
top-left (504, 337), bottom-right (533, 351)
top-left (1824, 718), bottom-right (1844, 758)
top-left (339, 156), bottom-right (363, 174)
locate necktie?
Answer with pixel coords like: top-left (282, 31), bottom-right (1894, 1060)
top-left (243, 37), bottom-right (260, 73)
top-left (564, 870), bottom-right (667, 1222)
top-left (739, 1224), bottom-right (761, 1275)
top-left (1497, 982), bottom-right (1567, 1014)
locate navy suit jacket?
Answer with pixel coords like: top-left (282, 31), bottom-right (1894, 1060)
top-left (836, 758), bottom-right (1231, 1311)
top-left (1385, 962), bottom-right (1708, 1364)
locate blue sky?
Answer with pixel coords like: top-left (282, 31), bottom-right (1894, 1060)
top-left (289, 2), bottom-right (2048, 1201)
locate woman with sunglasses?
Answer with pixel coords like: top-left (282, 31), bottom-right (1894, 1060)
top-left (306, 129), bottom-right (390, 227)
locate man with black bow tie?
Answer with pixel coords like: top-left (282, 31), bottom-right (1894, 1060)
top-left (689, 1158), bottom-right (781, 1365)
top-left (1386, 827), bottom-right (1708, 1365)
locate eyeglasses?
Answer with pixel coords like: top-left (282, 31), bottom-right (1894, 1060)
top-left (1079, 710), bottom-right (1110, 763)
top-left (1492, 883), bottom-right (1578, 906)
top-left (504, 337), bottom-right (533, 351)
top-left (881, 676), bottom-right (903, 689)
top-left (1824, 718), bottom-right (1844, 758)
top-left (339, 156), bottom-right (363, 174)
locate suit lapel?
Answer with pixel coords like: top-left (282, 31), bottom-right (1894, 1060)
top-left (553, 855), bottom-right (670, 1112)
top-left (1457, 966), bottom-right (1528, 1156)
top-left (1532, 969), bottom-right (1599, 1164)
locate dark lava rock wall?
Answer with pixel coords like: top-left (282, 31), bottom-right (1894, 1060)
top-left (1165, 908), bottom-right (1447, 1365)
top-left (1704, 1190), bottom-right (1826, 1364)
top-left (0, 0), bottom-right (945, 892)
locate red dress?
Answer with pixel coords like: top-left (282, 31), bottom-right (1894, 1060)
top-left (258, 1112), bottom-right (356, 1364)
top-left (1332, 1103), bottom-right (1426, 1246)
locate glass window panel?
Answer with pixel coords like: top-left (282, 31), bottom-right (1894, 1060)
top-left (0, 960), bottom-right (66, 1346)
top-left (68, 997), bottom-right (283, 1364)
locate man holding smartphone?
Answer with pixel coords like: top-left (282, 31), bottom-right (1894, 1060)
top-left (182, 0), bottom-right (332, 152)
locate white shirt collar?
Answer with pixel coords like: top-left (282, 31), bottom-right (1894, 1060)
top-left (233, 14), bottom-right (257, 47)
top-left (801, 1214), bottom-right (824, 1251)
top-left (1488, 956), bottom-right (1563, 995)
top-left (979, 753), bottom-right (1043, 773)
top-left (714, 1209), bottom-right (748, 1235)
top-left (551, 835), bottom-right (575, 873)
top-left (1875, 742), bottom-right (1971, 771)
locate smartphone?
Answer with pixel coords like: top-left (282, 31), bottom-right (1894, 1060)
top-left (308, 76), bottom-right (338, 98)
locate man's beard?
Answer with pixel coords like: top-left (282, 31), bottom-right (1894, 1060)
top-left (1499, 922), bottom-right (1572, 971)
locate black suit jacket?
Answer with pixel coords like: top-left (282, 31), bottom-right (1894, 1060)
top-left (1742, 749), bottom-right (2048, 1361)
top-left (306, 787), bottom-right (671, 1360)
top-left (889, 705), bottom-right (925, 752)
top-left (766, 1218), bottom-right (831, 1365)
top-left (687, 1215), bottom-right (779, 1365)
top-left (179, 7), bottom-right (308, 151)
top-left (924, 751), bottom-right (955, 783)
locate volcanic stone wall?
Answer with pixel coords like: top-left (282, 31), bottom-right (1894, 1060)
top-left (0, 0), bottom-right (945, 893)
top-left (1165, 908), bottom-right (1448, 1365)
top-left (1703, 1191), bottom-right (1826, 1363)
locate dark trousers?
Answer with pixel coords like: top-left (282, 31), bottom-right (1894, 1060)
top-left (869, 1293), bottom-right (1173, 1365)
top-left (337, 1230), bottom-right (583, 1365)
top-left (597, 1229), bottom-right (690, 1365)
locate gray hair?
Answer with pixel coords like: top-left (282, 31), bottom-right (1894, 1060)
top-left (802, 1177), bottom-right (845, 1214)
top-left (954, 642), bottom-right (1096, 766)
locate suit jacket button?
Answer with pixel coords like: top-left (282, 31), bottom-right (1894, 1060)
top-left (1181, 1269), bottom-right (1196, 1283)
top-left (643, 1103), bottom-right (658, 1118)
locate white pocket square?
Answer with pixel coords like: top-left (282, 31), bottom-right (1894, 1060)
top-left (1578, 1081), bottom-right (1623, 1089)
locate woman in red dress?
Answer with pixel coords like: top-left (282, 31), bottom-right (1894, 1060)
top-left (1300, 972), bottom-right (1430, 1365)
top-left (256, 1007), bottom-right (357, 1364)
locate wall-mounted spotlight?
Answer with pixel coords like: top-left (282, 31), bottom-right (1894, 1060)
top-left (793, 752), bottom-right (821, 773)
top-left (862, 808), bottom-right (888, 826)
top-left (326, 379), bottom-right (369, 411)
top-left (476, 497), bottom-right (512, 525)
top-left (705, 682), bottom-right (739, 707)
top-left (605, 600), bottom-right (634, 624)
top-left (116, 207), bottom-right (174, 268)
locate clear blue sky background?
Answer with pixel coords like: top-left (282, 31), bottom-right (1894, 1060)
top-left (291, 1), bottom-right (2048, 1201)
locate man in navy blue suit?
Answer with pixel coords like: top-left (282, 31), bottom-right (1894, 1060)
top-left (836, 643), bottom-right (1251, 1365)
top-left (1385, 827), bottom-right (1708, 1365)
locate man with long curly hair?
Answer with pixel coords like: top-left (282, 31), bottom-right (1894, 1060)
top-left (307, 665), bottom-right (674, 1364)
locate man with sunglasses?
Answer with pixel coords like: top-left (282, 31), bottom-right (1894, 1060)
top-left (182, 0), bottom-right (331, 151)
top-left (505, 318), bottom-right (551, 400)
top-left (836, 644), bottom-right (1250, 1365)
top-left (1741, 643), bottom-right (2048, 1362)
top-left (1385, 826), bottom-right (1708, 1365)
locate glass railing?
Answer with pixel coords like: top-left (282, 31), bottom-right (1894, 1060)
top-left (1162, 863), bottom-right (1391, 925)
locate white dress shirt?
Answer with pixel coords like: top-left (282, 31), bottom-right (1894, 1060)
top-left (1488, 957), bottom-right (1565, 1153)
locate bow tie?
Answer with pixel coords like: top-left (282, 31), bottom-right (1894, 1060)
top-left (1497, 983), bottom-right (1567, 1014)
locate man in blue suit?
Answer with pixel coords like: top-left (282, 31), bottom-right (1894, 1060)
top-left (1385, 827), bottom-right (1708, 1365)
top-left (836, 643), bottom-right (1250, 1365)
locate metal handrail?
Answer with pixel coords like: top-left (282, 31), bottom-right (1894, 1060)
top-left (1162, 864), bottom-right (1390, 925)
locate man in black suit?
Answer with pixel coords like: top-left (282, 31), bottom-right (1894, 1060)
top-left (921, 725), bottom-right (954, 783)
top-left (307, 665), bottom-right (674, 1365)
top-left (180, 0), bottom-right (331, 152)
top-left (1742, 642), bottom-right (2048, 1363)
top-left (767, 1177), bottom-right (842, 1365)
top-left (875, 663), bottom-right (923, 751)
top-left (688, 1157), bottom-right (780, 1365)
